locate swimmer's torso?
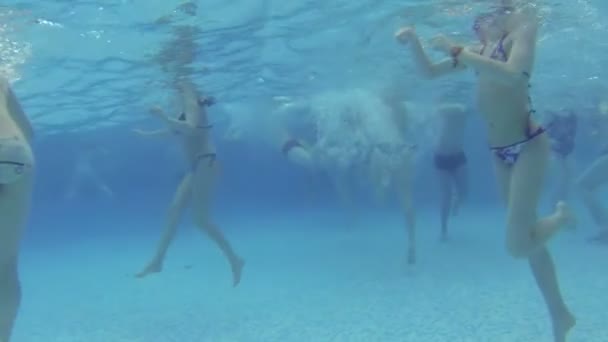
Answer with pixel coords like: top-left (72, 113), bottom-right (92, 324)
top-left (476, 34), bottom-right (535, 147)
top-left (477, 81), bottom-right (531, 147)
top-left (437, 111), bottom-right (467, 153)
top-left (173, 81), bottom-right (217, 167)
top-left (179, 105), bottom-right (215, 167)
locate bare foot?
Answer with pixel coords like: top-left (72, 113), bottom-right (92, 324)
top-left (135, 260), bottom-right (163, 278)
top-left (553, 309), bottom-right (576, 342)
top-left (555, 201), bottom-right (576, 231)
top-left (231, 257), bottom-right (245, 287)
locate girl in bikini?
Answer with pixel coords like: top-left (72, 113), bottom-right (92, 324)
top-left (134, 81), bottom-right (244, 286)
top-left (0, 77), bottom-right (35, 342)
top-left (395, 1), bottom-right (575, 341)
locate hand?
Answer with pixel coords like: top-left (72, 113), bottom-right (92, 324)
top-left (395, 26), bottom-right (416, 44)
top-left (430, 34), bottom-right (456, 54)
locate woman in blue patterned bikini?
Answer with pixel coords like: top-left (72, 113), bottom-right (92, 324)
top-left (395, 1), bottom-right (575, 341)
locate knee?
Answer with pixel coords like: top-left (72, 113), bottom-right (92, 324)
top-left (506, 239), bottom-right (529, 259)
top-left (505, 224), bottom-right (533, 259)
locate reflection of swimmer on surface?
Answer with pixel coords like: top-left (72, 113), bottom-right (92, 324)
top-left (396, 1), bottom-right (576, 340)
top-left (65, 144), bottom-right (114, 200)
top-left (577, 101), bottom-right (608, 244)
top-left (545, 109), bottom-right (577, 202)
top-left (433, 103), bottom-right (469, 241)
top-left (0, 77), bottom-right (35, 342)
top-left (134, 81), bottom-right (244, 287)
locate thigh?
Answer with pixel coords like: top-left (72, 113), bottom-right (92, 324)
top-left (507, 135), bottom-right (550, 224)
top-left (493, 157), bottom-right (511, 205)
top-left (437, 169), bottom-right (452, 194)
top-left (172, 172), bottom-right (193, 209)
top-left (190, 163), bottom-right (217, 219)
top-left (0, 177), bottom-right (33, 262)
top-left (452, 165), bottom-right (468, 196)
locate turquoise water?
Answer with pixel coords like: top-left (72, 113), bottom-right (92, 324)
top-left (2, 0), bottom-right (608, 341)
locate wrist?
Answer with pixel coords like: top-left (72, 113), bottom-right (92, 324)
top-left (450, 46), bottom-right (464, 67)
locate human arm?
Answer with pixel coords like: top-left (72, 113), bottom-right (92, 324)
top-left (433, 21), bottom-right (538, 85)
top-left (148, 106), bottom-right (197, 135)
top-left (394, 26), bottom-right (466, 79)
top-left (132, 128), bottom-right (171, 137)
top-left (0, 77), bottom-right (34, 141)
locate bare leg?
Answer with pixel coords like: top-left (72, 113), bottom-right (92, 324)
top-left (0, 179), bottom-right (32, 342)
top-left (402, 191), bottom-right (416, 265)
top-left (197, 221), bottom-right (244, 287)
top-left (451, 165), bottom-right (468, 216)
top-left (0, 259), bottom-right (19, 342)
top-left (191, 163), bottom-right (244, 287)
top-left (506, 138), bottom-right (574, 258)
top-left (529, 248), bottom-right (575, 342)
top-left (90, 173), bottom-right (114, 198)
top-left (397, 167), bottom-right (416, 264)
top-left (577, 155), bottom-right (608, 242)
top-left (437, 170), bottom-right (452, 241)
top-left (136, 173), bottom-right (192, 278)
top-left (0, 81), bottom-right (34, 342)
top-left (495, 136), bottom-right (575, 341)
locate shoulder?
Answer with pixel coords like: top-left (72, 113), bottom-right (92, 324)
top-left (513, 9), bottom-right (540, 41)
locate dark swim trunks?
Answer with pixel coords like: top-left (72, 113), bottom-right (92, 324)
top-left (434, 151), bottom-right (467, 171)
